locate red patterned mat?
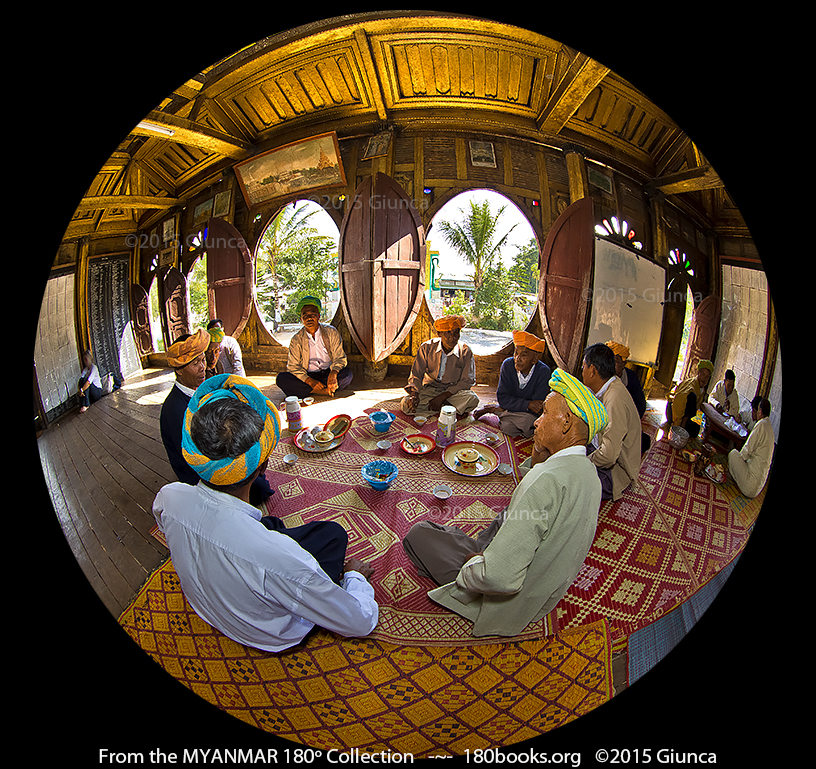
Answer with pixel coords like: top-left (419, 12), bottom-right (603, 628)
top-left (503, 423), bottom-right (753, 648)
top-left (262, 402), bottom-right (552, 646)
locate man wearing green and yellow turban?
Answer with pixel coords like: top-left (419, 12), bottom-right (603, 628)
top-left (666, 359), bottom-right (714, 439)
top-left (153, 374), bottom-right (378, 653)
top-left (276, 296), bottom-right (353, 398)
top-left (403, 368), bottom-right (607, 638)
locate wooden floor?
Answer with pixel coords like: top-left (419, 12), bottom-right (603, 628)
top-left (37, 366), bottom-right (632, 693)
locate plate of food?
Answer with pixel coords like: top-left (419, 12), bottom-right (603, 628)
top-left (441, 441), bottom-right (500, 477)
top-left (400, 433), bottom-right (436, 455)
top-left (294, 425), bottom-right (347, 453)
top-left (705, 463), bottom-right (726, 483)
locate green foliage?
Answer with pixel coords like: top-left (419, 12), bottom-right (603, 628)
top-left (256, 202), bottom-right (338, 329)
top-left (508, 237), bottom-right (539, 294)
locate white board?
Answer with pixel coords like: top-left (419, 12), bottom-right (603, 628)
top-left (585, 238), bottom-right (665, 365)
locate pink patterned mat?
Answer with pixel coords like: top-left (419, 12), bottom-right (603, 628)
top-left (262, 402), bottom-right (552, 646)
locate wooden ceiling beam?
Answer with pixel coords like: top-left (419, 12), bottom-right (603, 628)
top-left (73, 195), bottom-right (179, 213)
top-left (536, 52), bottom-right (609, 135)
top-left (646, 165), bottom-right (723, 194)
top-left (132, 110), bottom-right (254, 159)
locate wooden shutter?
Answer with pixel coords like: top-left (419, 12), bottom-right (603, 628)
top-left (205, 217), bottom-right (253, 338)
top-left (339, 173), bottom-right (425, 361)
top-left (130, 283), bottom-right (152, 354)
top-left (162, 267), bottom-right (189, 345)
top-left (680, 294), bottom-right (721, 381)
top-left (537, 196), bottom-right (594, 374)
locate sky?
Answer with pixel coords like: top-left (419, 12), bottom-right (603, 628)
top-left (301, 189), bottom-right (537, 282)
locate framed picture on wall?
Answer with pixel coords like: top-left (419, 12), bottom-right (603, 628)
top-left (361, 131), bottom-right (392, 160)
top-left (469, 141), bottom-right (496, 168)
top-left (234, 132), bottom-right (347, 207)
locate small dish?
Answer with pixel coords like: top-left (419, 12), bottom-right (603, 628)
top-left (413, 415), bottom-right (428, 425)
top-left (432, 483), bottom-right (452, 499)
top-left (483, 433), bottom-right (501, 446)
top-left (314, 430), bottom-right (335, 444)
top-left (283, 453), bottom-right (298, 465)
top-left (455, 447), bottom-right (480, 465)
top-left (303, 396), bottom-right (315, 406)
top-left (400, 434), bottom-right (436, 455)
top-left (376, 439), bottom-right (392, 450)
top-left (497, 463), bottom-right (513, 475)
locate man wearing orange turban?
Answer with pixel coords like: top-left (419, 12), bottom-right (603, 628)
top-left (473, 330), bottom-right (551, 437)
top-left (605, 340), bottom-right (646, 418)
top-left (160, 329), bottom-right (274, 505)
top-left (400, 314), bottom-right (478, 416)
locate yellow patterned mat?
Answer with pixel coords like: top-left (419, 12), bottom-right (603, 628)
top-left (119, 559), bottom-right (612, 756)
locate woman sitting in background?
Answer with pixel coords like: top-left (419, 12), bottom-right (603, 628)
top-left (78, 350), bottom-right (103, 413)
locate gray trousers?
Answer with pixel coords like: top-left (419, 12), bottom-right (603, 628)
top-left (402, 509), bottom-right (505, 585)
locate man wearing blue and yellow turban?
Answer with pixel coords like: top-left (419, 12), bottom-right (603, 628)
top-left (404, 368), bottom-right (607, 638)
top-left (152, 373), bottom-right (378, 652)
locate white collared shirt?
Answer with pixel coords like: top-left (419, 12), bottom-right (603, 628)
top-left (152, 482), bottom-right (378, 652)
top-left (306, 329), bottom-right (332, 372)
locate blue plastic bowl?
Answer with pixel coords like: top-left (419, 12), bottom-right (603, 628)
top-left (370, 410), bottom-right (396, 433)
top-left (361, 460), bottom-right (399, 490)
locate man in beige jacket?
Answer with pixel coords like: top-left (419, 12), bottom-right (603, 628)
top-left (581, 343), bottom-right (643, 501)
top-left (276, 296), bottom-right (353, 398)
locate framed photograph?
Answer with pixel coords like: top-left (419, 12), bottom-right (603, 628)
top-left (469, 140), bottom-right (496, 168)
top-left (361, 131), bottom-right (392, 160)
top-left (234, 132), bottom-right (347, 207)
top-left (193, 198), bottom-right (213, 226)
top-left (213, 190), bottom-right (232, 218)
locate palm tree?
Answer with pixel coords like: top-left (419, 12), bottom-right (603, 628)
top-left (256, 202), bottom-right (321, 330)
top-left (434, 199), bottom-right (516, 313)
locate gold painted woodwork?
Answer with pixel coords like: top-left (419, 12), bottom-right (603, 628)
top-left (60, 12), bottom-right (745, 252)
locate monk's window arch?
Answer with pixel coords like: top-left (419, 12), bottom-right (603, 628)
top-left (427, 188), bottom-right (538, 355)
top-left (254, 199), bottom-right (340, 347)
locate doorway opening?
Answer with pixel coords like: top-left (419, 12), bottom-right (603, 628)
top-left (672, 281), bottom-right (695, 384)
top-left (427, 189), bottom-right (537, 355)
top-left (147, 274), bottom-right (165, 352)
top-left (187, 254), bottom-right (209, 330)
top-left (254, 199), bottom-right (340, 346)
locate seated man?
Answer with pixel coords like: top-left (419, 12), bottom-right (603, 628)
top-left (727, 397), bottom-right (774, 498)
top-left (605, 341), bottom-right (647, 418)
top-left (207, 318), bottom-right (245, 377)
top-left (276, 296), bottom-right (353, 398)
top-left (582, 343), bottom-right (642, 501)
top-left (159, 330), bottom-right (273, 506)
top-left (472, 330), bottom-right (551, 437)
top-left (153, 373), bottom-right (378, 652)
top-left (666, 359), bottom-right (714, 439)
top-left (204, 325), bottom-right (224, 378)
top-left (402, 369), bottom-right (607, 638)
top-left (400, 315), bottom-right (478, 417)
top-left (709, 368), bottom-right (742, 422)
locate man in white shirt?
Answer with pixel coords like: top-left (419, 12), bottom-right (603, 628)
top-left (276, 296), bottom-right (353, 398)
top-left (727, 397), bottom-right (774, 498)
top-left (709, 369), bottom-right (742, 421)
top-left (153, 374), bottom-right (378, 652)
top-left (206, 318), bottom-right (245, 377)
